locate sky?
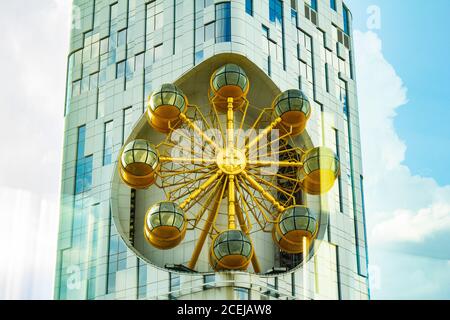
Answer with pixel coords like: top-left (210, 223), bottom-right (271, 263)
top-left (346, 0), bottom-right (450, 299)
top-left (0, 0), bottom-right (449, 300)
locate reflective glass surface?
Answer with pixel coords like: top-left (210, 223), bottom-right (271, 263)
top-left (146, 202), bottom-right (185, 231)
top-left (149, 83), bottom-right (187, 112)
top-left (215, 2), bottom-right (231, 43)
top-left (273, 89), bottom-right (311, 117)
top-left (121, 139), bottom-right (159, 170)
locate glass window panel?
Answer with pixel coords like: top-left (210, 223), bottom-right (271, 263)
top-left (123, 107), bottom-right (133, 143)
top-left (227, 231), bottom-right (242, 241)
top-left (269, 0), bottom-right (283, 27)
top-left (74, 50), bottom-right (82, 66)
top-left (133, 149), bottom-right (148, 163)
top-left (83, 45), bottom-right (91, 63)
top-left (294, 216), bottom-right (309, 230)
top-left (155, 12), bottom-right (163, 30)
top-left (281, 217), bottom-right (295, 234)
top-left (225, 72), bottom-right (239, 85)
top-left (173, 214), bottom-right (184, 229)
top-left (307, 220), bottom-right (317, 234)
top-left (72, 80), bottom-right (81, 97)
top-left (91, 41), bottom-right (99, 58)
top-left (195, 0), bottom-right (204, 11)
top-left (159, 202), bottom-right (174, 212)
top-left (162, 91), bottom-right (176, 106)
top-left (100, 38), bottom-right (109, 55)
top-left (237, 75), bottom-right (247, 90)
top-left (204, 22), bottom-right (214, 42)
top-left (118, 29), bottom-right (127, 47)
top-left (116, 61), bottom-right (125, 78)
top-left (81, 77), bottom-right (89, 93)
top-left (126, 57), bottom-right (134, 80)
top-left (111, 3), bottom-right (118, 20)
top-left (150, 213), bottom-right (161, 229)
top-left (228, 240), bottom-right (243, 254)
top-left (153, 44), bottom-right (163, 62)
top-left (215, 2), bottom-right (231, 43)
top-left (103, 121), bottom-right (113, 165)
top-left (160, 212), bottom-right (175, 226)
top-left (213, 244), bottom-right (223, 259)
top-left (234, 288), bottom-right (249, 300)
top-left (242, 242), bottom-right (252, 257)
top-left (89, 73), bottom-right (98, 91)
top-left (246, 0), bottom-right (253, 15)
top-left (146, 151), bottom-right (158, 168)
top-left (135, 53), bottom-right (145, 71)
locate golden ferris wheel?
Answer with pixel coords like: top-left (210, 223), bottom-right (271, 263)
top-left (117, 63), bottom-right (340, 273)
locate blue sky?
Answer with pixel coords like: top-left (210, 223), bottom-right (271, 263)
top-left (347, 0), bottom-right (450, 186)
top-left (346, 0), bottom-right (450, 299)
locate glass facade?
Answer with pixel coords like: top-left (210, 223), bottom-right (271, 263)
top-left (246, 0), bottom-right (253, 16)
top-left (215, 2), bottom-right (231, 43)
top-left (103, 121), bottom-right (113, 166)
top-left (56, 0), bottom-right (368, 301)
top-left (269, 0), bottom-right (283, 24)
top-left (330, 0), bottom-right (337, 11)
top-left (75, 126), bottom-right (92, 194)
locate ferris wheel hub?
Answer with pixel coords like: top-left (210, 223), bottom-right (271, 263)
top-left (216, 148), bottom-right (247, 175)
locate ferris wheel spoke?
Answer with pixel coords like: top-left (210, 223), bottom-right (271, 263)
top-left (159, 156), bottom-right (216, 165)
top-left (160, 161), bottom-right (212, 182)
top-left (247, 107), bottom-right (273, 132)
top-left (247, 159), bottom-right (304, 168)
top-left (166, 170), bottom-right (220, 203)
top-left (187, 175), bottom-right (228, 270)
top-left (188, 104), bottom-right (213, 131)
top-left (236, 174), bottom-right (278, 223)
top-left (193, 175), bottom-right (226, 226)
top-left (226, 98), bottom-right (235, 150)
top-left (158, 164), bottom-right (216, 178)
top-left (247, 128), bottom-right (293, 159)
top-left (234, 204), bottom-right (262, 274)
top-left (245, 171), bottom-right (296, 204)
top-left (183, 176), bottom-right (223, 213)
top-left (167, 124), bottom-right (217, 158)
top-left (239, 171), bottom-right (285, 213)
top-left (255, 146), bottom-right (304, 160)
top-left (161, 140), bottom-right (215, 160)
top-left (179, 113), bottom-right (220, 152)
top-left (234, 180), bottom-right (255, 232)
top-left (178, 170), bottom-right (223, 210)
top-left (227, 175), bottom-right (237, 230)
top-left (245, 117), bottom-right (283, 155)
top-left (162, 169), bottom-right (216, 195)
top-left (209, 96), bottom-right (227, 147)
top-left (248, 167), bottom-right (301, 185)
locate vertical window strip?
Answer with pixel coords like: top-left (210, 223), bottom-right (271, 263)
top-left (75, 126), bottom-right (93, 194)
top-left (103, 121), bottom-right (113, 166)
top-left (215, 2), bottom-right (231, 43)
top-left (246, 0), bottom-right (253, 16)
top-left (334, 128), bottom-right (344, 213)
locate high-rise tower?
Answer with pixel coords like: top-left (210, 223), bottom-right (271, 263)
top-left (55, 0), bottom-right (369, 300)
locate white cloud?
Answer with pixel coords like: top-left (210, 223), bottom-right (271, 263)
top-left (354, 31), bottom-right (450, 298)
top-left (0, 0), bottom-right (71, 299)
top-left (371, 203), bottom-right (450, 244)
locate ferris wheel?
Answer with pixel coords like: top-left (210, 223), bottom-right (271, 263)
top-left (117, 63), bottom-right (340, 273)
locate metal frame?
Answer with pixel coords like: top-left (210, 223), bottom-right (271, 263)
top-left (117, 64), bottom-right (340, 273)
